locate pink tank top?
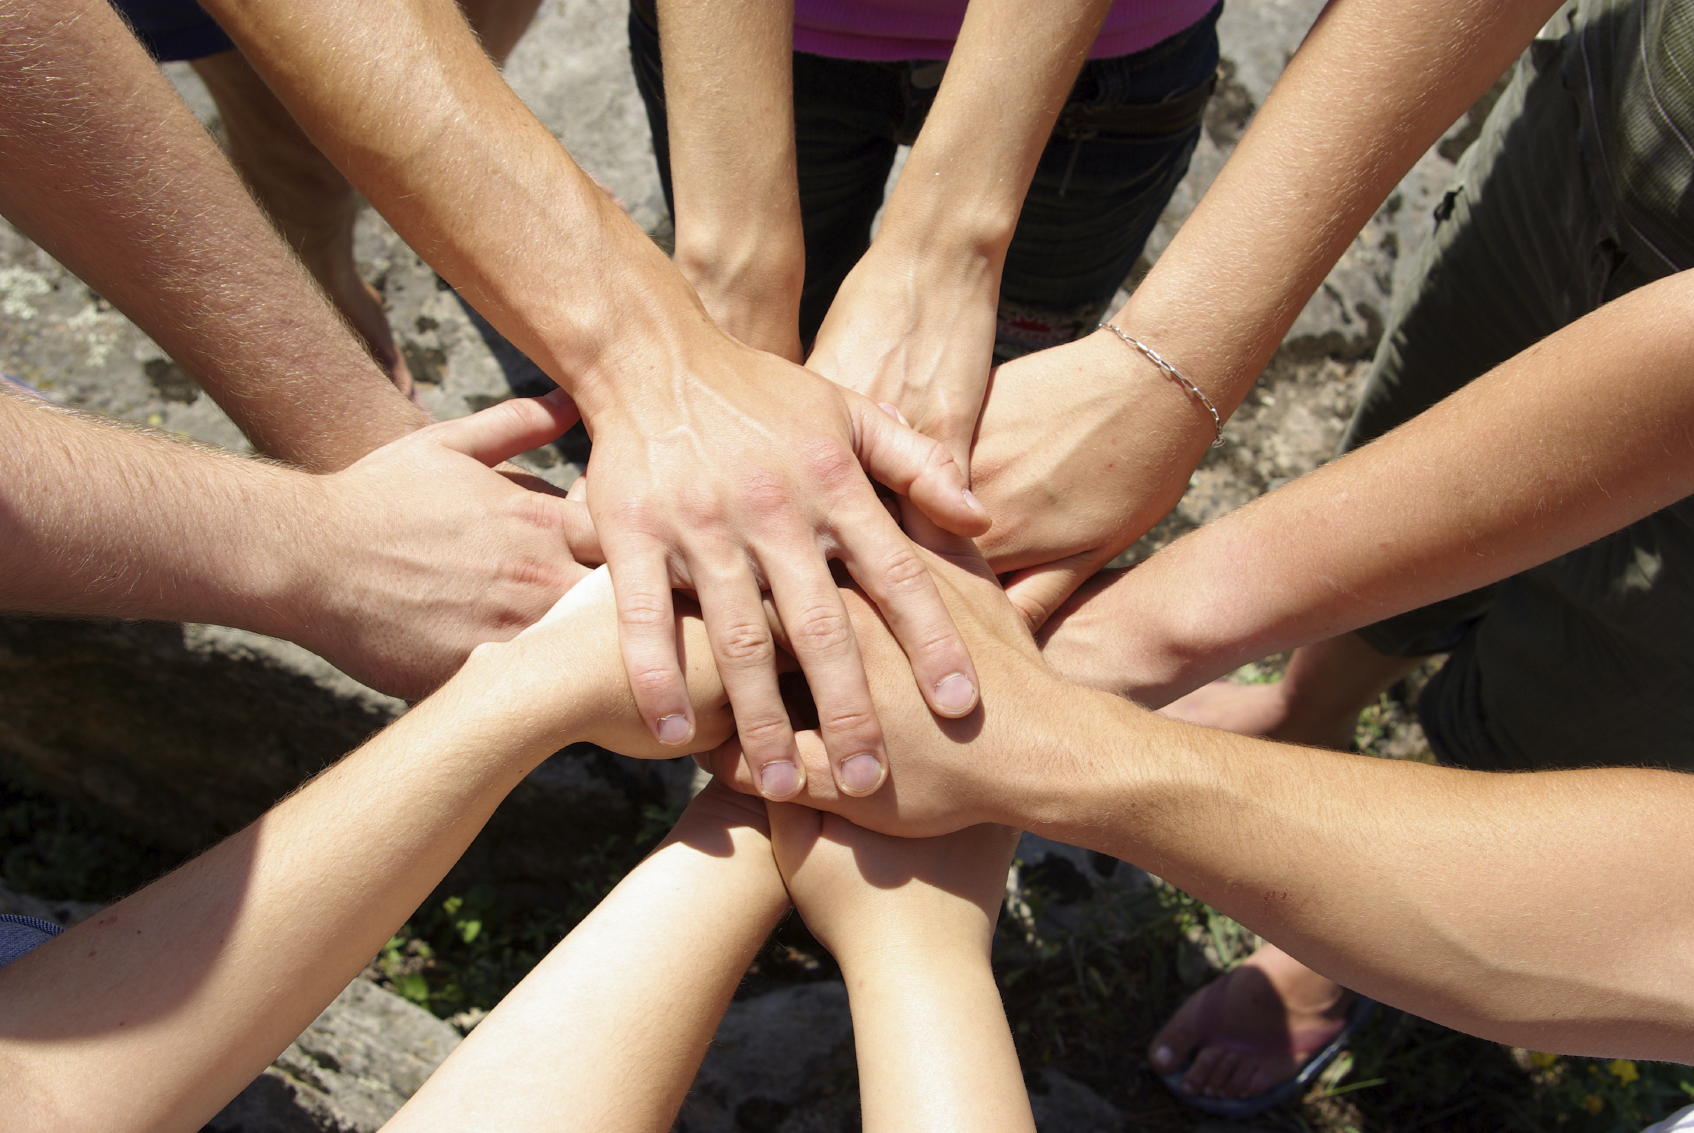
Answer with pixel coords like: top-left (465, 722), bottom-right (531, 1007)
top-left (793, 0), bottom-right (1216, 61)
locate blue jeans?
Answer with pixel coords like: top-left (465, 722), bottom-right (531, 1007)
top-left (629, 1), bottom-right (1221, 355)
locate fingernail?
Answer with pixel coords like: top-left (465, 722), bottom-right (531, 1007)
top-left (760, 760), bottom-right (800, 799)
top-left (656, 714), bottom-right (692, 746)
top-left (933, 673), bottom-right (977, 715)
top-left (1151, 1045), bottom-right (1173, 1070)
top-left (962, 488), bottom-right (987, 517)
top-left (878, 401), bottom-right (910, 427)
top-left (839, 753), bottom-right (884, 794)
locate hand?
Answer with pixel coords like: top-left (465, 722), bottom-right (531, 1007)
top-left (292, 393), bottom-right (597, 700)
top-left (701, 524), bottom-right (1081, 838)
top-left (473, 566), bottom-right (737, 759)
top-left (575, 331), bottom-right (993, 801)
top-left (970, 329), bottom-right (1218, 629)
top-left (807, 235), bottom-right (1001, 477)
top-left (768, 804), bottom-right (1018, 963)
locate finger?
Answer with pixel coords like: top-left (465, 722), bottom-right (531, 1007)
top-left (693, 563), bottom-right (804, 800)
top-left (601, 534), bottom-right (695, 748)
top-left (423, 391), bottom-right (580, 466)
top-left (1002, 550), bottom-right (1106, 632)
top-left (833, 499), bottom-right (981, 719)
top-left (763, 549), bottom-right (888, 797)
top-left (847, 392), bottom-right (990, 537)
top-left (558, 499), bottom-right (604, 564)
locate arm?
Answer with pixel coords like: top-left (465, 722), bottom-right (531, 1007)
top-left (0, 562), bottom-right (737, 1132)
top-left (1037, 269), bottom-right (1694, 706)
top-left (769, 806), bottom-right (1032, 1133)
top-left (658, 0), bottom-right (805, 360)
top-left (973, 0), bottom-right (1565, 625)
top-left (807, 0), bottom-right (1111, 473)
top-left (705, 541), bottom-right (1694, 1061)
top-left (0, 388), bottom-right (598, 699)
top-left (195, 0), bottom-right (991, 794)
top-left (385, 783), bottom-right (787, 1132)
top-left (0, 0), bottom-right (429, 472)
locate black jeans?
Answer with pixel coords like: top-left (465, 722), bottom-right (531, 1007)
top-left (629, 1), bottom-right (1221, 355)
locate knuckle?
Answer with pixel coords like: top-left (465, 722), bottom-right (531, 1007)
top-left (817, 705), bottom-right (877, 741)
top-left (628, 664), bottom-right (679, 699)
top-left (797, 437), bottom-right (860, 494)
top-left (716, 620), bottom-right (775, 666)
top-left (737, 713), bottom-right (794, 748)
top-left (788, 604), bottom-right (851, 654)
top-left (738, 471), bottom-right (793, 520)
top-left (874, 544), bottom-right (930, 594)
top-left (618, 592), bottom-right (673, 630)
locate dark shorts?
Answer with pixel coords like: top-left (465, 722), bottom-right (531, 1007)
top-left (628, 0), bottom-right (1221, 356)
top-left (107, 0), bottom-right (234, 62)
top-left (1346, 13), bottom-right (1694, 774)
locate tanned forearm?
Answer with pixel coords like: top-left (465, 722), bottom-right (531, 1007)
top-left (1025, 687), bottom-right (1694, 1062)
top-left (1111, 0), bottom-right (1563, 412)
top-left (196, 0), bottom-right (712, 412)
top-left (1043, 270), bottom-right (1694, 703)
top-left (0, 389), bottom-right (318, 636)
top-left (0, 0), bottom-right (429, 471)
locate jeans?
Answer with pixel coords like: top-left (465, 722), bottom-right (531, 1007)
top-left (629, 1), bottom-right (1221, 355)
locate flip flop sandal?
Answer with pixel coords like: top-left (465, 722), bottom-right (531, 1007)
top-left (1158, 970), bottom-right (1378, 1118)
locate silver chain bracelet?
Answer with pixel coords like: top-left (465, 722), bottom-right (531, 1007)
top-left (1099, 322), bottom-right (1225, 448)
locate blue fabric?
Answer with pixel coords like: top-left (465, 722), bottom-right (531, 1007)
top-left (107, 0), bottom-right (235, 62)
top-left (0, 914), bottom-right (63, 969)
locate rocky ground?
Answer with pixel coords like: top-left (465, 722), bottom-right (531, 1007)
top-left (0, 0), bottom-right (1520, 1129)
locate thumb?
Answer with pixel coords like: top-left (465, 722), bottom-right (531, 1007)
top-left (423, 389), bottom-right (580, 466)
top-left (1002, 551), bottom-right (1103, 633)
top-left (848, 393), bottom-right (990, 537)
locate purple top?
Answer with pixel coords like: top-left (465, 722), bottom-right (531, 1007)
top-left (793, 0), bottom-right (1216, 61)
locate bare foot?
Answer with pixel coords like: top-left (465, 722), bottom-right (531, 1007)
top-left (1150, 944), bottom-right (1354, 1099)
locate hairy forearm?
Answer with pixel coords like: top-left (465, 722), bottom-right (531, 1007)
top-left (1045, 272), bottom-right (1694, 702)
top-left (0, 390), bottom-right (317, 635)
top-left (387, 792), bottom-right (788, 1132)
top-left (0, 660), bottom-right (574, 1130)
top-left (0, 0), bottom-right (429, 471)
top-left (198, 0), bottom-right (713, 408)
top-left (1115, 0), bottom-right (1560, 415)
top-left (1022, 686), bottom-right (1694, 1060)
top-left (844, 948), bottom-right (1033, 1133)
top-left (660, 0), bottom-right (804, 350)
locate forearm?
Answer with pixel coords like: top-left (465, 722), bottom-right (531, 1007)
top-left (0, 0), bottom-right (428, 471)
top-left (1113, 0), bottom-right (1560, 415)
top-left (659, 0), bottom-right (804, 354)
top-left (198, 0), bottom-right (713, 410)
top-left (387, 790), bottom-right (788, 1132)
top-left (1042, 272), bottom-right (1694, 702)
top-left (1021, 685), bottom-right (1694, 1060)
top-left (0, 390), bottom-right (316, 636)
top-left (844, 947), bottom-right (1033, 1133)
top-left (0, 660), bottom-right (571, 1129)
top-left (879, 0), bottom-right (1106, 256)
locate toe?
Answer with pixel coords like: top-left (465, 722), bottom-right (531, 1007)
top-left (1149, 984), bottom-right (1211, 1073)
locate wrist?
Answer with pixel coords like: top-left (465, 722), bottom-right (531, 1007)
top-left (838, 932), bottom-right (995, 983)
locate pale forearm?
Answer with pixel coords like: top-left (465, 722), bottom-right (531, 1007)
top-left (198, 0), bottom-right (709, 407)
top-left (660, 0), bottom-right (804, 353)
top-left (1045, 272), bottom-right (1694, 702)
top-left (388, 791), bottom-right (787, 1132)
top-left (1025, 687), bottom-right (1694, 1060)
top-left (0, 662), bottom-right (571, 1129)
top-left (878, 0), bottom-right (1108, 262)
top-left (845, 951), bottom-right (1033, 1133)
top-left (0, 0), bottom-right (428, 471)
top-left (1115, 0), bottom-right (1560, 414)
